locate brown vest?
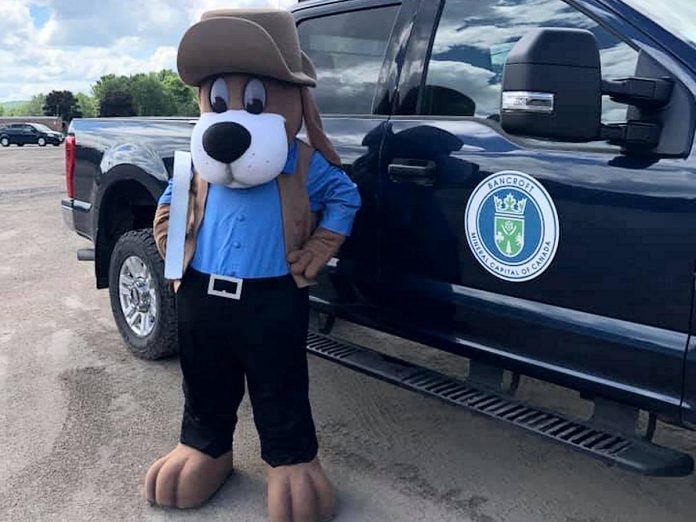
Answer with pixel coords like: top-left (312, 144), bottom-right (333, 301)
top-left (154, 141), bottom-right (317, 289)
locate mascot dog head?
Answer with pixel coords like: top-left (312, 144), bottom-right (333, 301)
top-left (177, 9), bottom-right (339, 188)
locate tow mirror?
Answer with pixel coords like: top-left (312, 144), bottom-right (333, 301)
top-left (500, 28), bottom-right (674, 151)
top-left (501, 28), bottom-right (602, 142)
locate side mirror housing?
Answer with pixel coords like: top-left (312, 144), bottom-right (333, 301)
top-left (501, 28), bottom-right (602, 142)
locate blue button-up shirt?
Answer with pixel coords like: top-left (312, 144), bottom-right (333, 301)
top-left (158, 141), bottom-right (361, 278)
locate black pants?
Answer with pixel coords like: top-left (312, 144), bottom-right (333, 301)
top-left (176, 268), bottom-right (318, 467)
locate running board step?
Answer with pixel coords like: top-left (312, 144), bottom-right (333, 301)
top-left (77, 248), bottom-right (95, 261)
top-left (306, 331), bottom-right (694, 477)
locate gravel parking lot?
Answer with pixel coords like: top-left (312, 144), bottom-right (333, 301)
top-left (1, 145), bottom-right (696, 522)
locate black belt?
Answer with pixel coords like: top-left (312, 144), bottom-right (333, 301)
top-left (185, 268), bottom-right (294, 300)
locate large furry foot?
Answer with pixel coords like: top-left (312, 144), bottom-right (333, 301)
top-left (267, 458), bottom-right (336, 522)
top-left (144, 443), bottom-right (234, 509)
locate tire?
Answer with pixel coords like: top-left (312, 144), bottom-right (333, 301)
top-left (108, 228), bottom-right (178, 359)
top-left (17, 143), bottom-right (23, 147)
top-left (53, 142), bottom-right (60, 147)
top-left (0, 137), bottom-right (9, 147)
top-left (37, 137), bottom-right (46, 147)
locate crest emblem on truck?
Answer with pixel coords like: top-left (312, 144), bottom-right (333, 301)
top-left (494, 193), bottom-right (526, 257)
top-left (465, 171), bottom-right (559, 282)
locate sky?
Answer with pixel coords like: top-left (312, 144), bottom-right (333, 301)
top-left (0, 0), bottom-right (296, 103)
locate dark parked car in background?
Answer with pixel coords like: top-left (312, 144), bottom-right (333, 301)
top-left (0, 122), bottom-right (63, 147)
top-left (62, 0), bottom-right (696, 477)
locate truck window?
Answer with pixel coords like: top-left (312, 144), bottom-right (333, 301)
top-left (422, 0), bottom-right (639, 123)
top-left (298, 6), bottom-right (399, 115)
top-left (622, 0), bottom-right (696, 47)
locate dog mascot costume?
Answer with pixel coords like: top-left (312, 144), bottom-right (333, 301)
top-left (146, 9), bottom-right (360, 521)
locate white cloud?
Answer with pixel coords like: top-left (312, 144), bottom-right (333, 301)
top-left (426, 61), bottom-right (499, 116)
top-left (187, 0), bottom-right (296, 21)
top-left (622, 0), bottom-right (696, 44)
top-left (431, 0), bottom-right (592, 55)
top-left (0, 0), bottom-right (296, 102)
top-left (0, 0), bottom-right (35, 47)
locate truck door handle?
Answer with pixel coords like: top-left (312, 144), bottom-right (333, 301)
top-left (388, 158), bottom-right (437, 186)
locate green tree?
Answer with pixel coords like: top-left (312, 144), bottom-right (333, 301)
top-left (28, 94), bottom-right (46, 115)
top-left (129, 73), bottom-right (176, 116)
top-left (159, 69), bottom-right (199, 116)
top-left (0, 105), bottom-right (4, 116)
top-left (99, 89), bottom-right (137, 117)
top-left (43, 90), bottom-right (82, 121)
top-left (92, 74), bottom-right (130, 106)
top-left (10, 94), bottom-right (46, 116)
top-left (76, 93), bottom-right (96, 118)
top-left (90, 70), bottom-right (199, 117)
top-left (94, 75), bottom-right (138, 117)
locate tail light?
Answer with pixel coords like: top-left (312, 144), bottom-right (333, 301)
top-left (65, 135), bottom-right (76, 198)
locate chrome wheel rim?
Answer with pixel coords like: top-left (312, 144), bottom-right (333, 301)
top-left (38, 138), bottom-right (45, 146)
top-left (118, 255), bottom-right (157, 337)
top-left (1, 138), bottom-right (8, 146)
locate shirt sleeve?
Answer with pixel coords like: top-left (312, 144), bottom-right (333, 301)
top-left (306, 152), bottom-right (361, 236)
top-left (158, 177), bottom-right (173, 206)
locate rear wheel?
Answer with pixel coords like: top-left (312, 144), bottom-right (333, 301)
top-left (0, 137), bottom-right (9, 147)
top-left (37, 137), bottom-right (46, 147)
top-left (108, 229), bottom-right (178, 359)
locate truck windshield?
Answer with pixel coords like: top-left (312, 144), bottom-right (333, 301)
top-left (622, 0), bottom-right (696, 47)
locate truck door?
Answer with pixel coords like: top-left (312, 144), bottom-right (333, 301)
top-left (376, 0), bottom-right (696, 417)
top-left (295, 0), bottom-right (418, 305)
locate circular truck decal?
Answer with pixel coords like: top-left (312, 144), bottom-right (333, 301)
top-left (465, 171), bottom-right (559, 282)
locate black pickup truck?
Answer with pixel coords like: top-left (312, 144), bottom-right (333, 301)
top-left (62, 0), bottom-right (696, 476)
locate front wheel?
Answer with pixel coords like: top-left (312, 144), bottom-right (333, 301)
top-left (37, 137), bottom-right (46, 147)
top-left (108, 229), bottom-right (178, 359)
top-left (0, 137), bottom-right (9, 147)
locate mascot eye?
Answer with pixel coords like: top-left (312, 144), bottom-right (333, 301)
top-left (209, 77), bottom-right (229, 113)
top-left (243, 78), bottom-right (266, 115)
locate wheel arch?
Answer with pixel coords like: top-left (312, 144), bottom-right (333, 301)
top-left (94, 165), bottom-right (165, 289)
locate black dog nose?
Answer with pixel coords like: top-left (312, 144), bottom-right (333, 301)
top-left (202, 122), bottom-right (251, 164)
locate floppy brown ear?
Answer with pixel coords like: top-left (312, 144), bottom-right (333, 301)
top-left (301, 86), bottom-right (341, 166)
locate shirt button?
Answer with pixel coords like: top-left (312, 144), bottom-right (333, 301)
top-left (237, 215), bottom-right (246, 222)
top-left (233, 241), bottom-right (241, 249)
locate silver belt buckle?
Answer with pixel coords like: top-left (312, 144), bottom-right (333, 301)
top-left (207, 274), bottom-right (243, 300)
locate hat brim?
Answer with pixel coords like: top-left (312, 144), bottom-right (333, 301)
top-left (177, 17), bottom-right (316, 87)
top-left (301, 51), bottom-right (316, 82)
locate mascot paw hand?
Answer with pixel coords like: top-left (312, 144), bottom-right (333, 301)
top-left (288, 249), bottom-right (322, 280)
top-left (267, 458), bottom-right (336, 522)
top-left (288, 228), bottom-right (345, 281)
top-left (144, 443), bottom-right (234, 509)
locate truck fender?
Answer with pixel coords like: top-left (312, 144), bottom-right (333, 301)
top-left (93, 159), bottom-right (169, 289)
top-left (99, 142), bottom-right (169, 185)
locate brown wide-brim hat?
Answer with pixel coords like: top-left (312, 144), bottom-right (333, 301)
top-left (177, 9), bottom-right (316, 88)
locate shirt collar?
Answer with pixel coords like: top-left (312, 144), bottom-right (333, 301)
top-left (282, 140), bottom-right (298, 175)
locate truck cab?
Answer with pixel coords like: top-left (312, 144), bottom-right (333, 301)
top-left (289, 0), bottom-right (696, 431)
